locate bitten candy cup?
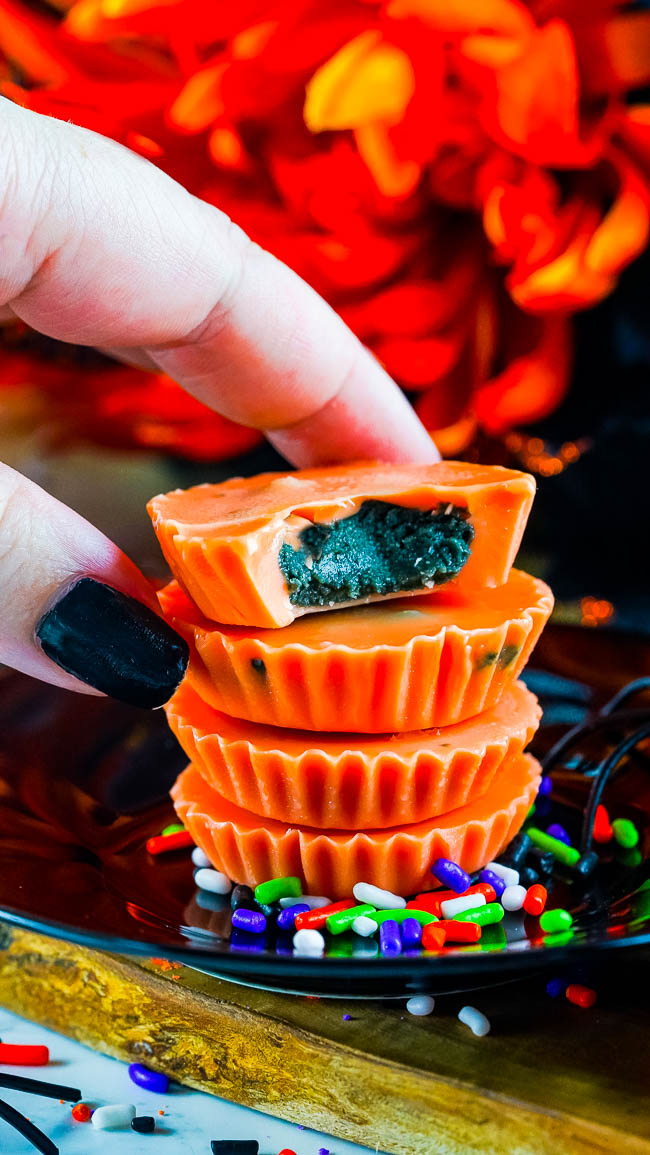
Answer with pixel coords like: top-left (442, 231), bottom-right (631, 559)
top-left (172, 752), bottom-right (541, 899)
top-left (166, 680), bottom-right (540, 831)
top-left (160, 567), bottom-right (552, 733)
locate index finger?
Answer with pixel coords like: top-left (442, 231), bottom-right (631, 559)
top-left (1, 98), bottom-right (438, 466)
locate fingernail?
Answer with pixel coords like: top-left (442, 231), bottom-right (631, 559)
top-left (36, 578), bottom-right (189, 708)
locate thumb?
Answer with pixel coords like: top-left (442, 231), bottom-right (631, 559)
top-left (0, 463), bottom-right (188, 707)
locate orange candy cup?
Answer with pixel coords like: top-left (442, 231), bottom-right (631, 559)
top-left (166, 679), bottom-right (540, 830)
top-left (148, 461), bottom-right (535, 627)
top-left (160, 568), bottom-right (552, 732)
top-left (172, 751), bottom-right (541, 899)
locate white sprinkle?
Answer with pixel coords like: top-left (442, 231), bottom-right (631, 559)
top-left (406, 996), bottom-right (435, 1017)
top-left (353, 883), bottom-right (406, 910)
top-left (194, 867), bottom-right (232, 895)
top-left (352, 915), bottom-right (379, 937)
top-left (191, 847), bottom-right (211, 868)
top-left (485, 860), bottom-right (519, 888)
top-left (91, 1105), bottom-right (136, 1130)
top-left (501, 884), bottom-right (527, 912)
top-left (293, 928), bottom-right (325, 956)
top-left (279, 894), bottom-right (330, 910)
top-left (458, 1006), bottom-right (491, 1037)
top-left (441, 893), bottom-right (486, 920)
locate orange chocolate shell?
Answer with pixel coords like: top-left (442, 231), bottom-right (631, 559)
top-left (166, 680), bottom-right (540, 829)
top-left (148, 461), bottom-right (535, 627)
top-left (172, 752), bottom-right (540, 899)
top-left (159, 568), bottom-right (553, 732)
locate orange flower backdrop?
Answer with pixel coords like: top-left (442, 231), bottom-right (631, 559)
top-left (0, 0), bottom-right (649, 460)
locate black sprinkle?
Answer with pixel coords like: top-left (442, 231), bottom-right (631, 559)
top-left (210, 1142), bottom-right (259, 1155)
top-left (131, 1116), bottom-right (155, 1134)
top-left (527, 848), bottom-right (555, 875)
top-left (231, 884), bottom-right (255, 911)
top-left (575, 850), bottom-right (599, 877)
top-left (519, 865), bottom-right (540, 888)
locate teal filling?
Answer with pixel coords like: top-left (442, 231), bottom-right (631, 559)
top-left (278, 500), bottom-right (473, 609)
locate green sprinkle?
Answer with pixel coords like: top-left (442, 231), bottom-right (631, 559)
top-left (161, 823), bottom-right (185, 836)
top-left (326, 936), bottom-right (356, 957)
top-left (539, 908), bottom-right (573, 934)
top-left (369, 908), bottom-right (439, 929)
top-left (327, 904), bottom-right (376, 935)
top-left (454, 902), bottom-right (505, 926)
top-left (527, 827), bottom-right (580, 866)
top-left (542, 929), bottom-right (574, 948)
top-left (618, 847), bottom-right (642, 869)
top-left (526, 803), bottom-right (536, 819)
top-left (480, 924), bottom-right (507, 952)
top-left (612, 818), bottom-right (639, 849)
top-left (254, 876), bottom-right (302, 904)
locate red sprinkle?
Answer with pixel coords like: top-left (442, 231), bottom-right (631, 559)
top-left (593, 804), bottom-right (613, 844)
top-left (294, 899), bottom-right (356, 931)
top-left (422, 923), bottom-right (447, 951)
top-left (158, 1110), bottom-right (165, 1116)
top-left (566, 984), bottom-right (597, 1009)
top-left (146, 830), bottom-right (194, 855)
top-left (0, 1043), bottom-right (50, 1066)
top-left (278, 1150), bottom-right (297, 1154)
top-left (435, 920), bottom-right (482, 943)
top-left (523, 884), bottom-right (548, 917)
top-left (409, 882), bottom-right (494, 916)
top-left (71, 1104), bottom-right (92, 1123)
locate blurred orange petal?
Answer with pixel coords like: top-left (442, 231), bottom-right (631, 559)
top-left (167, 63), bottom-right (226, 132)
top-left (388, 0), bottom-right (534, 42)
top-left (429, 414), bottom-right (478, 457)
top-left (584, 151), bottom-right (650, 278)
top-left (305, 31), bottom-right (415, 132)
top-left (375, 331), bottom-right (464, 388)
top-left (355, 123), bottom-right (421, 196)
top-left (474, 315), bottom-right (571, 432)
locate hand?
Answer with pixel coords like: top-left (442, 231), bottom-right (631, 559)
top-left (0, 98), bottom-right (438, 708)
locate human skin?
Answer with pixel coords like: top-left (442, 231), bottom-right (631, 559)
top-left (0, 98), bottom-right (437, 703)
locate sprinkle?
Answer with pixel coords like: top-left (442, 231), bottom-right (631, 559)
top-left (371, 908), bottom-right (438, 928)
top-left (71, 1103), bottom-right (92, 1121)
top-left (327, 904), bottom-right (376, 935)
top-left (527, 828), bottom-right (580, 866)
top-left (231, 884), bottom-right (256, 910)
top-left (454, 902), bottom-right (505, 926)
top-left (612, 818), bottom-right (639, 848)
top-left (523, 884), bottom-right (548, 916)
top-left (430, 858), bottom-right (471, 893)
top-left (132, 1116), bottom-right (156, 1133)
top-left (379, 920), bottom-right (402, 956)
top-left (501, 885), bottom-right (527, 912)
top-left (503, 831), bottom-right (532, 868)
top-left (295, 899), bottom-right (356, 931)
top-left (546, 823), bottom-right (571, 845)
top-left (232, 909), bottom-right (266, 934)
top-left (91, 1104), bottom-right (136, 1130)
top-left (278, 1150), bottom-right (297, 1155)
top-left (593, 804), bottom-right (613, 844)
top-left (279, 894), bottom-right (331, 910)
top-left (406, 995), bottom-right (435, 1016)
top-left (400, 917), bottom-right (422, 949)
top-left (527, 848), bottom-right (555, 874)
top-left (158, 1109), bottom-right (165, 1116)
top-left (146, 830), bottom-right (193, 855)
top-left (538, 776), bottom-right (553, 796)
top-left (0, 1073), bottom-right (80, 1101)
top-left (255, 876), bottom-right (302, 904)
top-left (128, 1063), bottom-right (169, 1094)
top-left (519, 865), bottom-right (540, 887)
top-left (352, 915), bottom-right (379, 937)
top-left (191, 847), bottom-right (211, 868)
top-left (161, 823), bottom-right (185, 836)
top-left (458, 1006), bottom-right (491, 1037)
top-left (478, 869), bottom-right (506, 897)
top-left (441, 893), bottom-right (485, 919)
top-left (435, 920), bottom-right (481, 943)
top-left (546, 978), bottom-right (567, 998)
top-left (540, 908), bottom-right (573, 933)
top-left (194, 867), bottom-right (232, 895)
top-left (342, 1014), bottom-right (352, 1021)
top-left (422, 923), bottom-right (447, 950)
top-left (353, 882), bottom-right (406, 910)
top-left (575, 851), bottom-right (599, 877)
top-left (318, 1148), bottom-right (330, 1154)
top-left (566, 984), bottom-right (597, 1009)
top-left (0, 1043), bottom-right (49, 1066)
top-left (210, 1144), bottom-right (259, 1154)
top-left (293, 928), bottom-right (325, 955)
top-left (484, 861), bottom-right (519, 888)
top-left (276, 904), bottom-right (310, 931)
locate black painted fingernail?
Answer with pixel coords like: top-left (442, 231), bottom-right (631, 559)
top-left (36, 578), bottom-right (189, 709)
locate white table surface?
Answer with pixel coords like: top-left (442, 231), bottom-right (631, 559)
top-left (0, 1010), bottom-right (378, 1155)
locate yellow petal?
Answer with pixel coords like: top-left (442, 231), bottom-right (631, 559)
top-left (355, 123), bottom-right (421, 196)
top-left (167, 64), bottom-right (226, 132)
top-left (305, 30), bottom-right (415, 132)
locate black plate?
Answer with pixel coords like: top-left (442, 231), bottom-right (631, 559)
top-left (1, 624), bottom-right (649, 996)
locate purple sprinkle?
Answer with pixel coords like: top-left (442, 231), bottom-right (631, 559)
top-left (128, 1063), bottom-right (169, 1094)
top-left (538, 776), bottom-right (553, 796)
top-left (546, 978), bottom-right (566, 998)
top-left (379, 919), bottom-right (402, 956)
top-left (431, 857), bottom-right (471, 893)
top-left (400, 917), bottom-right (422, 949)
top-left (546, 823), bottom-right (571, 846)
top-left (318, 1148), bottom-right (330, 1154)
top-left (276, 903), bottom-right (310, 931)
top-left (231, 908), bottom-right (266, 933)
top-left (342, 1014), bottom-right (352, 1021)
top-left (479, 868), bottom-right (507, 897)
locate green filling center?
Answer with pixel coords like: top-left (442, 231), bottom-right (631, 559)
top-left (279, 500), bottom-right (474, 608)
